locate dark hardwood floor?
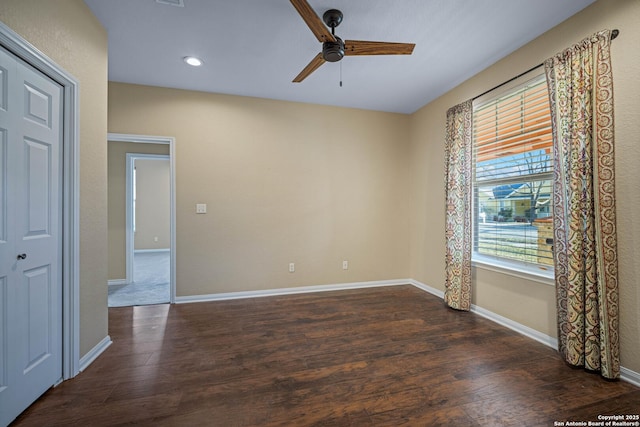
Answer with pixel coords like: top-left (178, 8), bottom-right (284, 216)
top-left (12, 285), bottom-right (640, 426)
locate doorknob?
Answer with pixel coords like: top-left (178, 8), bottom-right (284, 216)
top-left (17, 253), bottom-right (27, 260)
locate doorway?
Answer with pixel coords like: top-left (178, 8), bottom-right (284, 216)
top-left (109, 154), bottom-right (170, 306)
top-left (107, 134), bottom-right (176, 306)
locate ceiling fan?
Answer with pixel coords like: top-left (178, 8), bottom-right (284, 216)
top-left (290, 0), bottom-right (416, 83)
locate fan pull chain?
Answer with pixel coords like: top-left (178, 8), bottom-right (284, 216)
top-left (340, 61), bottom-right (343, 87)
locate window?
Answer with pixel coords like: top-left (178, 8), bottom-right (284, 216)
top-left (472, 71), bottom-right (554, 273)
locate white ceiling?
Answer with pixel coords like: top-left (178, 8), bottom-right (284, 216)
top-left (84, 0), bottom-right (595, 114)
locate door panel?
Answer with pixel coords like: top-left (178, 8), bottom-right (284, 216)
top-left (0, 276), bottom-right (6, 393)
top-left (0, 45), bottom-right (62, 426)
top-left (24, 138), bottom-right (51, 237)
top-left (24, 266), bottom-right (52, 374)
top-left (0, 64), bottom-right (6, 110)
top-left (23, 82), bottom-right (52, 128)
top-left (0, 129), bottom-right (6, 243)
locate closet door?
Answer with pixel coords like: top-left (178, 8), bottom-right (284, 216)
top-left (0, 45), bottom-right (63, 427)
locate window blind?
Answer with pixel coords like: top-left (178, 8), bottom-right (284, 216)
top-left (472, 73), bottom-right (554, 267)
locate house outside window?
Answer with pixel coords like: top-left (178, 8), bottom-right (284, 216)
top-left (472, 71), bottom-right (554, 277)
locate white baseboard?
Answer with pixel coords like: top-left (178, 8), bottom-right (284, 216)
top-left (108, 279), bottom-right (127, 286)
top-left (79, 335), bottom-right (112, 372)
top-left (621, 366), bottom-right (640, 387)
top-left (470, 303), bottom-right (558, 349)
top-left (175, 279), bottom-right (412, 304)
top-left (408, 279), bottom-right (640, 386)
top-left (407, 279), bottom-right (444, 299)
top-left (409, 279), bottom-right (559, 349)
top-left (134, 248), bottom-right (170, 254)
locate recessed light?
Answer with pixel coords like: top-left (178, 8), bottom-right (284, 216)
top-left (183, 56), bottom-right (203, 67)
top-left (156, 0), bottom-right (184, 7)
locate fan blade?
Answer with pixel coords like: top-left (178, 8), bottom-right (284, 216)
top-left (290, 0), bottom-right (336, 43)
top-left (344, 40), bottom-right (415, 56)
top-left (293, 53), bottom-right (326, 83)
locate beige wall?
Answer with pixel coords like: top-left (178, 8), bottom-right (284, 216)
top-left (408, 0), bottom-right (640, 373)
top-left (134, 158), bottom-right (170, 251)
top-left (108, 142), bottom-right (170, 280)
top-left (108, 84), bottom-right (411, 296)
top-left (0, 1), bottom-right (108, 357)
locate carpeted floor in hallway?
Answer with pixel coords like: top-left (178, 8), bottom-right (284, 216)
top-left (108, 251), bottom-right (170, 307)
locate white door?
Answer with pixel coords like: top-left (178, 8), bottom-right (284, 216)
top-left (0, 46), bottom-right (63, 426)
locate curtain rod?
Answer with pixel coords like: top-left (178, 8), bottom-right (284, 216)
top-left (472, 29), bottom-right (619, 101)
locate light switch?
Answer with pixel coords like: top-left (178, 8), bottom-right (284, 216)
top-left (196, 203), bottom-right (207, 214)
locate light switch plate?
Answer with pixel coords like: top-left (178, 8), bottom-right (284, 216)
top-left (196, 203), bottom-right (207, 214)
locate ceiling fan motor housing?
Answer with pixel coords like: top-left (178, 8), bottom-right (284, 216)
top-left (322, 9), bottom-right (343, 28)
top-left (323, 37), bottom-right (344, 62)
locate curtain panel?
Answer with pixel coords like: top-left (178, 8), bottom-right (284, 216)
top-left (544, 30), bottom-right (620, 379)
top-left (444, 100), bottom-right (473, 311)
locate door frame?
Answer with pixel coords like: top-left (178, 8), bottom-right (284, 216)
top-left (109, 134), bottom-right (176, 304)
top-left (0, 22), bottom-right (80, 378)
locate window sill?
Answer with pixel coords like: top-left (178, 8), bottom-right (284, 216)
top-left (472, 254), bottom-right (555, 286)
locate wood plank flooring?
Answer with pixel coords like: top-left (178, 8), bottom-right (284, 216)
top-left (12, 285), bottom-right (640, 426)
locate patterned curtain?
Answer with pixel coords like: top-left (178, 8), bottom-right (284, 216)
top-left (444, 100), bottom-right (473, 311)
top-left (544, 30), bottom-right (619, 379)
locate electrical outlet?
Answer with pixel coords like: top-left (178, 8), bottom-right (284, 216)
top-left (154, 236), bottom-right (158, 242)
top-left (289, 263), bottom-right (295, 273)
top-left (343, 260), bottom-right (348, 270)
top-left (196, 203), bottom-right (207, 214)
